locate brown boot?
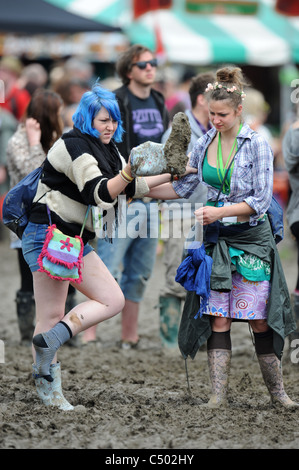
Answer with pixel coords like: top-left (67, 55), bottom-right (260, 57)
top-left (257, 353), bottom-right (299, 408)
top-left (206, 349), bottom-right (231, 408)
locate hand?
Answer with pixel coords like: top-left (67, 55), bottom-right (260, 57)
top-left (180, 154), bottom-right (198, 177)
top-left (124, 158), bottom-right (133, 179)
top-left (194, 205), bottom-right (223, 225)
top-left (25, 118), bottom-right (41, 146)
top-left (180, 163), bottom-right (198, 177)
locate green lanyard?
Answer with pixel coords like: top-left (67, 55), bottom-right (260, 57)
top-left (217, 123), bottom-right (243, 193)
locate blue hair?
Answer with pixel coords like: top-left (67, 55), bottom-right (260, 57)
top-left (72, 82), bottom-right (124, 143)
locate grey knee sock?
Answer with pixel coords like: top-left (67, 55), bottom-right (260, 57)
top-left (33, 321), bottom-right (72, 382)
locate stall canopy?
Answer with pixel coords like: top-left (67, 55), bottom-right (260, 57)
top-left (47, 0), bottom-right (299, 66)
top-left (0, 0), bottom-right (122, 34)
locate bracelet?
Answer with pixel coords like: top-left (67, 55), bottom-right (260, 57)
top-left (122, 169), bottom-right (134, 182)
top-left (119, 171), bottom-right (130, 184)
top-left (120, 169), bottom-right (134, 184)
top-left (170, 174), bottom-right (179, 182)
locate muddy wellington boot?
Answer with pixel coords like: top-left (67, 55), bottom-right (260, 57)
top-left (32, 362), bottom-right (74, 411)
top-left (130, 112), bottom-right (191, 177)
top-left (257, 353), bottom-right (299, 408)
top-left (16, 290), bottom-right (35, 345)
top-left (206, 349), bottom-right (231, 408)
top-left (159, 295), bottom-right (181, 348)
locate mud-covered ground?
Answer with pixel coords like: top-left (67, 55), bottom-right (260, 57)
top-left (0, 224), bottom-right (298, 451)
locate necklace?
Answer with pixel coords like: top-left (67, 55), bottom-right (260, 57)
top-left (217, 123), bottom-right (243, 193)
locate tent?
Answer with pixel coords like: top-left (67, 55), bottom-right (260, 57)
top-left (49, 0), bottom-right (299, 66)
top-left (0, 0), bottom-right (121, 34)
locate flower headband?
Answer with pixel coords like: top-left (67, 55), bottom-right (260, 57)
top-left (205, 82), bottom-right (246, 100)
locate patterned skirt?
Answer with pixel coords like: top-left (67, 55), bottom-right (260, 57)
top-left (204, 271), bottom-right (270, 320)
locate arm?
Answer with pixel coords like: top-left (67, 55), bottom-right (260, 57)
top-left (147, 181), bottom-right (180, 200)
top-left (107, 170), bottom-right (180, 200)
top-left (106, 162), bottom-right (134, 200)
top-left (195, 201), bottom-right (255, 225)
top-left (141, 156), bottom-right (198, 200)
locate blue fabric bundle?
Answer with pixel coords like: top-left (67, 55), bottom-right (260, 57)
top-left (175, 241), bottom-right (213, 318)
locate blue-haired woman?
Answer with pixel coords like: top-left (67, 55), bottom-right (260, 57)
top-left (22, 83), bottom-right (151, 410)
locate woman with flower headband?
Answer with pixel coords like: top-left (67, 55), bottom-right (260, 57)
top-left (144, 66), bottom-right (297, 408)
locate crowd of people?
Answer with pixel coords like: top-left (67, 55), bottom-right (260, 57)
top-left (0, 47), bottom-right (298, 411)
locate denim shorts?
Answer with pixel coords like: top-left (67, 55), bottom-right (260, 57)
top-left (22, 221), bottom-right (94, 273)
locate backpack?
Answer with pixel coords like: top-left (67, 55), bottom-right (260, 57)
top-left (266, 195), bottom-right (284, 244)
top-left (249, 132), bottom-right (284, 244)
top-left (3, 165), bottom-right (48, 239)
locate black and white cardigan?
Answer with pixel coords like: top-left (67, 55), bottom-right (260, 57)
top-left (30, 127), bottom-right (149, 243)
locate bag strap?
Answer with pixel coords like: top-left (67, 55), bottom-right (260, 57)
top-left (15, 165), bottom-right (49, 223)
top-left (214, 136), bottom-right (247, 206)
top-left (46, 204), bottom-right (91, 237)
top-left (80, 205), bottom-right (91, 237)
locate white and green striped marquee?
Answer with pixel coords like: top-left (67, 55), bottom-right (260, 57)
top-left (45, 0), bottom-right (299, 66)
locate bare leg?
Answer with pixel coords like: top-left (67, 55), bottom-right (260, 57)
top-left (32, 270), bottom-right (69, 364)
top-left (211, 317), bottom-right (232, 332)
top-left (81, 324), bottom-right (97, 343)
top-left (249, 319), bottom-right (269, 333)
top-left (121, 299), bottom-right (139, 344)
top-left (32, 251), bottom-right (125, 368)
top-left (61, 251), bottom-right (124, 335)
top-left (82, 299), bottom-right (140, 346)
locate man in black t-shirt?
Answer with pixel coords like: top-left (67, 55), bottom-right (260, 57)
top-left (129, 90), bottom-right (165, 144)
top-left (114, 45), bottom-right (169, 158)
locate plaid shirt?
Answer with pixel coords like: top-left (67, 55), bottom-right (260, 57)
top-left (173, 123), bottom-right (273, 226)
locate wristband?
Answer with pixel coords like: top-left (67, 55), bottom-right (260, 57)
top-left (120, 170), bottom-right (133, 184)
top-left (121, 169), bottom-right (134, 182)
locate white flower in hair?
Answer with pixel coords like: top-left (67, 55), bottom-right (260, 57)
top-left (205, 81), bottom-right (246, 99)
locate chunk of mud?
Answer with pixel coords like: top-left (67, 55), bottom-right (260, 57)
top-left (130, 112), bottom-right (191, 177)
top-left (164, 112), bottom-right (191, 175)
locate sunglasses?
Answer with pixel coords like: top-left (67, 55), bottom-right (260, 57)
top-left (131, 58), bottom-right (158, 70)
